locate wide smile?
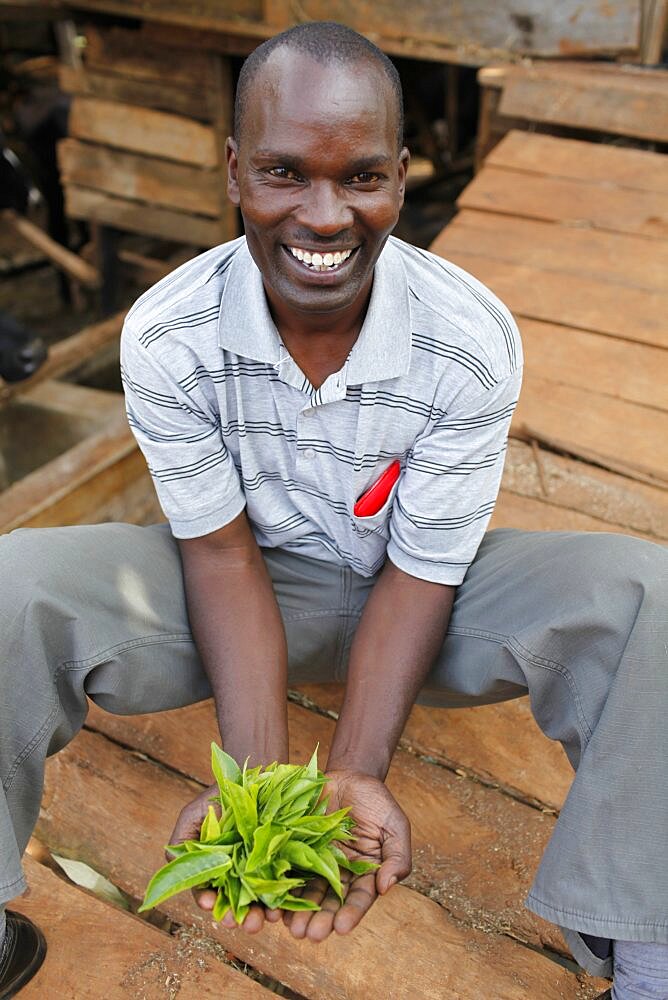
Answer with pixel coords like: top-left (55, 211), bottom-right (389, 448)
top-left (282, 244), bottom-right (359, 277)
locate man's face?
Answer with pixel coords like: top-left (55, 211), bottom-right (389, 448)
top-left (227, 49), bottom-right (409, 323)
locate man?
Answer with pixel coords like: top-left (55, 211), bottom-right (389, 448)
top-left (0, 22), bottom-right (666, 999)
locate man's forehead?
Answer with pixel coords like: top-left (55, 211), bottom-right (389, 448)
top-left (248, 47), bottom-right (393, 108)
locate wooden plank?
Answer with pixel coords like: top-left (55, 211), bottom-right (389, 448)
top-left (434, 210), bottom-right (668, 292)
top-left (641, 0), bottom-right (668, 62)
top-left (82, 21), bottom-right (220, 90)
top-left (518, 319), bottom-right (668, 412)
top-left (501, 440), bottom-right (668, 542)
top-left (1, 209), bottom-right (100, 287)
top-left (291, 684), bottom-right (573, 816)
top-left (458, 165), bottom-right (668, 240)
top-left (0, 313), bottom-right (124, 405)
top-left (43, 720), bottom-right (604, 986)
top-left (68, 97), bottom-right (218, 167)
top-left (493, 489), bottom-right (659, 541)
top-left (15, 856), bottom-right (273, 999)
top-left (499, 71), bottom-right (668, 143)
top-left (0, 411), bottom-right (148, 534)
top-left (278, 0), bottom-right (641, 55)
top-left (513, 375), bottom-right (668, 484)
top-left (58, 139), bottom-right (221, 217)
top-left (65, 186), bottom-right (224, 247)
top-left (485, 129), bottom-right (668, 194)
top-left (436, 248), bottom-right (668, 349)
top-left (59, 64), bottom-right (211, 121)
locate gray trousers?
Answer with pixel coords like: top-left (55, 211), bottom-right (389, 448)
top-left (0, 522), bottom-right (666, 977)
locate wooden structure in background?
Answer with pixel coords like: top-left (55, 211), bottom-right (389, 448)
top-left (476, 61), bottom-right (668, 166)
top-left (58, 21), bottom-right (237, 247)
top-left (431, 130), bottom-right (668, 541)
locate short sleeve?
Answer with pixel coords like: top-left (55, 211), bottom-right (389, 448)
top-left (386, 368), bottom-right (522, 585)
top-left (120, 322), bottom-right (245, 537)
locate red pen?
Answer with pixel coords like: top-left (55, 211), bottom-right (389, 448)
top-left (354, 460), bottom-right (401, 517)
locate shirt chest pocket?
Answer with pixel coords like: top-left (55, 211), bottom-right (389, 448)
top-left (350, 477), bottom-right (400, 538)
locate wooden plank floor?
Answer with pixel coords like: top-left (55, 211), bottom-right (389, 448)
top-left (12, 129), bottom-right (668, 997)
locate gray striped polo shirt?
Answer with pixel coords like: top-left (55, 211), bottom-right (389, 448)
top-left (120, 235), bottom-right (522, 584)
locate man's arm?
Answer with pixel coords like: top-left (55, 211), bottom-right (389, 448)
top-left (285, 559), bottom-right (455, 941)
top-left (168, 511), bottom-right (290, 930)
top-left (177, 510), bottom-right (289, 768)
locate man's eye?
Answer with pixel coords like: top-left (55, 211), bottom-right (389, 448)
top-left (348, 172), bottom-right (381, 184)
top-left (268, 167), bottom-right (302, 181)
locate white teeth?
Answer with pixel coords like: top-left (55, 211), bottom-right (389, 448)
top-left (288, 246), bottom-right (355, 271)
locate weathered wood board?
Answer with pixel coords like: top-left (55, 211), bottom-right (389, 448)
top-left (68, 97), bottom-right (219, 167)
top-left (65, 186), bottom-right (224, 246)
top-left (497, 64), bottom-right (668, 143)
top-left (59, 64), bottom-right (211, 122)
top-left (37, 722), bottom-right (607, 995)
top-left (15, 856), bottom-right (273, 999)
top-left (58, 139), bottom-right (221, 217)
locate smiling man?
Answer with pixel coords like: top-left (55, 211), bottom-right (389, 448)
top-left (0, 22), bottom-right (667, 1000)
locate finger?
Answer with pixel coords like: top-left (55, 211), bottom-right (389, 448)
top-left (286, 877), bottom-right (329, 939)
top-left (264, 908), bottom-right (282, 923)
top-left (377, 820), bottom-right (412, 894)
top-left (241, 904), bottom-right (265, 934)
top-left (304, 886), bottom-right (342, 943)
top-left (332, 872), bottom-right (377, 935)
top-left (193, 887), bottom-right (217, 911)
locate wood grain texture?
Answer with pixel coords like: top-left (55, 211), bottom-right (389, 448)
top-left (59, 64), bottom-right (210, 121)
top-left (436, 248), bottom-right (668, 349)
top-left (69, 97), bottom-right (218, 167)
top-left (501, 440), bottom-right (668, 542)
top-left (458, 165), bottom-right (668, 240)
top-left (434, 210), bottom-right (668, 292)
top-left (512, 376), bottom-right (668, 484)
top-left (498, 68), bottom-right (668, 142)
top-left (15, 856), bottom-right (273, 999)
top-left (58, 139), bottom-right (221, 217)
top-left (39, 722), bottom-right (607, 992)
top-left (485, 129), bottom-right (668, 194)
top-left (65, 186), bottom-right (224, 246)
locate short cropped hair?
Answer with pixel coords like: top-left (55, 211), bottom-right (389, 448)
top-left (234, 21), bottom-right (404, 150)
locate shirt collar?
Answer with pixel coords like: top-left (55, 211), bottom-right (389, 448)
top-left (217, 237), bottom-right (412, 384)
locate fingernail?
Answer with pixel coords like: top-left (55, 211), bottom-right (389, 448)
top-left (387, 876), bottom-right (398, 889)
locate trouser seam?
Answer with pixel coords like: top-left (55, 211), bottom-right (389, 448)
top-left (527, 893), bottom-right (668, 928)
top-left (5, 633), bottom-right (194, 791)
top-left (448, 625), bottom-right (594, 745)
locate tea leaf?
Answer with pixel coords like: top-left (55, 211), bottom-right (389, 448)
top-left (139, 849), bottom-right (232, 910)
top-left (200, 806), bottom-right (221, 843)
top-left (211, 743), bottom-right (241, 787)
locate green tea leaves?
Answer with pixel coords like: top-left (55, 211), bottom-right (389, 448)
top-left (140, 746), bottom-right (379, 923)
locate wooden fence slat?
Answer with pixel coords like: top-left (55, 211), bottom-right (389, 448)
top-left (65, 186), bottom-right (224, 247)
top-left (512, 376), bottom-right (668, 484)
top-left (38, 723), bottom-right (607, 995)
top-left (434, 210), bottom-right (668, 292)
top-left (436, 249), bottom-right (668, 349)
top-left (493, 490), bottom-right (657, 540)
top-left (68, 97), bottom-right (218, 167)
top-left (59, 64), bottom-right (210, 121)
top-left (501, 440), bottom-right (668, 542)
top-left (485, 130), bottom-right (668, 194)
top-left (498, 72), bottom-right (668, 143)
top-left (16, 856), bottom-right (273, 999)
top-left (58, 139), bottom-right (221, 217)
top-left (458, 166), bottom-right (668, 240)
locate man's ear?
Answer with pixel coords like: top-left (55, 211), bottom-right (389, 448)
top-left (397, 147), bottom-right (410, 204)
top-left (226, 137), bottom-right (240, 206)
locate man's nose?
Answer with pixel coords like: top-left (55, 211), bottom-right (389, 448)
top-left (296, 182), bottom-right (354, 235)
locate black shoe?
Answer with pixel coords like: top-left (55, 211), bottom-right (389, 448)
top-left (0, 911), bottom-right (47, 998)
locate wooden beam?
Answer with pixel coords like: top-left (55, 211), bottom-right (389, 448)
top-left (1, 209), bottom-right (100, 287)
top-left (0, 313), bottom-right (124, 406)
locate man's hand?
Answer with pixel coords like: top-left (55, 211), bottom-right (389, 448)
top-left (168, 784), bottom-right (282, 933)
top-left (283, 770), bottom-right (411, 942)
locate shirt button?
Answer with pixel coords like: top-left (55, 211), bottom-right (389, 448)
top-left (302, 407), bottom-right (314, 417)
top-left (304, 448), bottom-right (316, 460)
